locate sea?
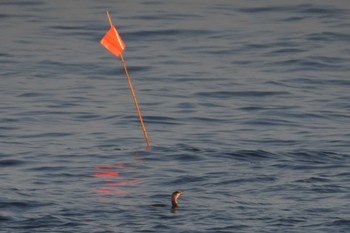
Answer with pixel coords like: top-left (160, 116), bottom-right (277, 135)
top-left (1, 0), bottom-right (350, 232)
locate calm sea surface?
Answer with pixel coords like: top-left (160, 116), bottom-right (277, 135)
top-left (1, 1), bottom-right (350, 232)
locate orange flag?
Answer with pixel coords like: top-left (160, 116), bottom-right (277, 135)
top-left (100, 26), bottom-right (125, 57)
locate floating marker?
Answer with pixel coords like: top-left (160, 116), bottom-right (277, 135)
top-left (100, 10), bottom-right (150, 147)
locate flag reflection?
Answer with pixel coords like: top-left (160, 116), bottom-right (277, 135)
top-left (92, 162), bottom-right (144, 198)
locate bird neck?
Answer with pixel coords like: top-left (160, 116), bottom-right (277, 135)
top-left (172, 199), bottom-right (178, 208)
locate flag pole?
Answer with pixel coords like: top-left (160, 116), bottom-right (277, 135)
top-left (120, 54), bottom-right (151, 147)
top-left (106, 10), bottom-right (113, 27)
top-left (105, 10), bottom-right (151, 147)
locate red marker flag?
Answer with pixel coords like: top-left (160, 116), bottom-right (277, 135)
top-left (100, 26), bottom-right (125, 57)
top-left (100, 11), bottom-right (151, 147)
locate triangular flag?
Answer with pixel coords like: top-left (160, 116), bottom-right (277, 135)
top-left (100, 26), bottom-right (125, 57)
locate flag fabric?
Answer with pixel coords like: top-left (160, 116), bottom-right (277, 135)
top-left (100, 26), bottom-right (125, 57)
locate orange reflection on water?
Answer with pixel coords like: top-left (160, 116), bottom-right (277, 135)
top-left (95, 165), bottom-right (120, 177)
top-left (91, 187), bottom-right (128, 195)
top-left (95, 171), bottom-right (119, 177)
top-left (92, 162), bottom-right (143, 198)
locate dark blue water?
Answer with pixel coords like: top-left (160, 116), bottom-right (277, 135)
top-left (1, 1), bottom-right (350, 232)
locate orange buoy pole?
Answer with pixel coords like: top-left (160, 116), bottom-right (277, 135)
top-left (120, 54), bottom-right (150, 147)
top-left (105, 10), bottom-right (150, 147)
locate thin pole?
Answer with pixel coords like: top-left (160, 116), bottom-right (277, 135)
top-left (120, 54), bottom-right (151, 147)
top-left (105, 10), bottom-right (150, 147)
top-left (106, 10), bottom-right (113, 27)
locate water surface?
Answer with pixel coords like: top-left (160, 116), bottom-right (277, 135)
top-left (1, 1), bottom-right (350, 232)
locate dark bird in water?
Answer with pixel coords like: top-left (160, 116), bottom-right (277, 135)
top-left (171, 191), bottom-right (184, 208)
top-left (152, 191), bottom-right (184, 209)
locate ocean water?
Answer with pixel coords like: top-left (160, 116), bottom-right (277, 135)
top-left (1, 0), bottom-right (350, 232)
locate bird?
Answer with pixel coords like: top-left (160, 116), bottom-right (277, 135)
top-left (171, 191), bottom-right (184, 208)
top-left (152, 191), bottom-right (184, 209)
